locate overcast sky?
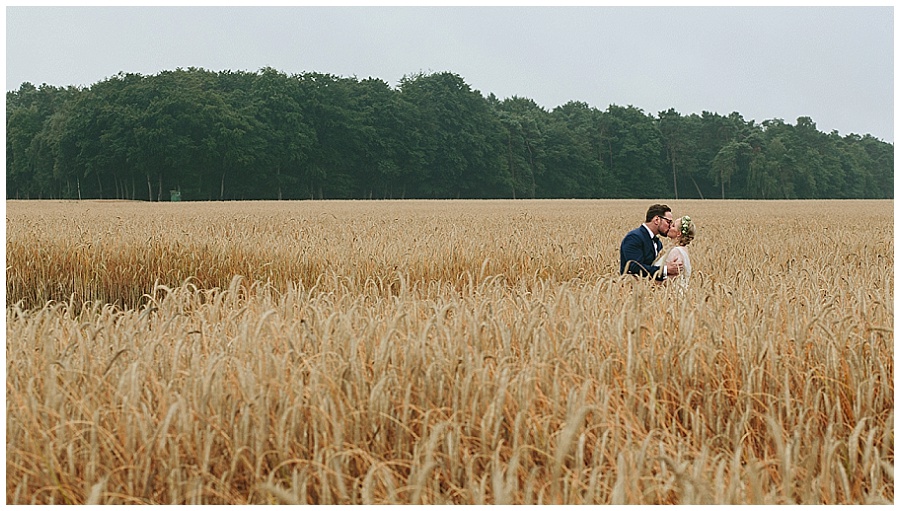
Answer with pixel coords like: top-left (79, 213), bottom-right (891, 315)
top-left (5, 5), bottom-right (894, 142)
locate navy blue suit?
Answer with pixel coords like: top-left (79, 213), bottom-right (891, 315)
top-left (619, 226), bottom-right (665, 281)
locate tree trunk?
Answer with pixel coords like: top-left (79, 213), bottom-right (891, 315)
top-left (276, 165), bottom-right (283, 200)
top-left (669, 149), bottom-right (679, 200)
top-left (526, 140), bottom-right (537, 199)
top-left (507, 132), bottom-right (516, 199)
top-left (690, 176), bottom-right (704, 200)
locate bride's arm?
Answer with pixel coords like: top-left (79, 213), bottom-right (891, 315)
top-left (665, 247), bottom-right (684, 274)
top-left (666, 247), bottom-right (683, 265)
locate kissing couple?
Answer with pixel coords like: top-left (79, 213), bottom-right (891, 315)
top-left (619, 203), bottom-right (696, 288)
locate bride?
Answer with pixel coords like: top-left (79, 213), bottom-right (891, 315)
top-left (657, 215), bottom-right (696, 290)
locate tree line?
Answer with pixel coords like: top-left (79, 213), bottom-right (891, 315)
top-left (7, 67), bottom-right (893, 201)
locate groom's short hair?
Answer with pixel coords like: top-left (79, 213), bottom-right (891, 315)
top-left (645, 204), bottom-right (671, 223)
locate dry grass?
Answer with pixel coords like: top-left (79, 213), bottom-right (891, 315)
top-left (6, 199), bottom-right (893, 504)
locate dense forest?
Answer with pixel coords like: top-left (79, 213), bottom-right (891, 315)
top-left (7, 67), bottom-right (893, 200)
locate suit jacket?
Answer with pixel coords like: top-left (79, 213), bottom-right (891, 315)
top-left (619, 225), bottom-right (665, 281)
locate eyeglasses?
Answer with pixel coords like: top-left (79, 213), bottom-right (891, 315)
top-left (659, 216), bottom-right (673, 225)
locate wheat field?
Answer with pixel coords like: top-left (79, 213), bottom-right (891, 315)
top-left (6, 199), bottom-right (893, 504)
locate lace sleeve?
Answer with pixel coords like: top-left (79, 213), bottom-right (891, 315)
top-left (667, 247), bottom-right (691, 278)
top-left (665, 247), bottom-right (684, 265)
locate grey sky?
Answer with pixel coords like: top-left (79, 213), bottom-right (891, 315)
top-left (6, 5), bottom-right (894, 142)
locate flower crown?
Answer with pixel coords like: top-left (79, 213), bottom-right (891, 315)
top-left (680, 216), bottom-right (692, 237)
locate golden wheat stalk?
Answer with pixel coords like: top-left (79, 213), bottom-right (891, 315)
top-left (6, 199), bottom-right (893, 504)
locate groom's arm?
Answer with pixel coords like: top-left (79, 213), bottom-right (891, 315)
top-left (620, 232), bottom-right (664, 280)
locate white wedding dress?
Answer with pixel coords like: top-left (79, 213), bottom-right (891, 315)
top-left (664, 246), bottom-right (691, 292)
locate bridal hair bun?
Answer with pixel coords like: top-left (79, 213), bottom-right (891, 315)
top-left (679, 216), bottom-right (696, 246)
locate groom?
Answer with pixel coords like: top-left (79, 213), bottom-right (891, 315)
top-left (619, 204), bottom-right (681, 281)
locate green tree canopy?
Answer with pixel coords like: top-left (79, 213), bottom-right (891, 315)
top-left (6, 68), bottom-right (893, 200)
